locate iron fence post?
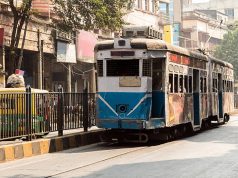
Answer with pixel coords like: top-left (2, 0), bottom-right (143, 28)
top-left (26, 85), bottom-right (32, 141)
top-left (83, 81), bottom-right (89, 132)
top-left (57, 85), bottom-right (64, 136)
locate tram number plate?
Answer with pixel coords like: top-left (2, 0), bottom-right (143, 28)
top-left (119, 77), bottom-right (141, 87)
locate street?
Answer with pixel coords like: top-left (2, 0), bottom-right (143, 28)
top-left (1, 115), bottom-right (238, 178)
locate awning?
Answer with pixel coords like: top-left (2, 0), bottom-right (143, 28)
top-left (76, 30), bottom-right (97, 63)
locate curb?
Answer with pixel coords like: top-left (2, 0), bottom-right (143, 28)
top-left (0, 129), bottom-right (104, 163)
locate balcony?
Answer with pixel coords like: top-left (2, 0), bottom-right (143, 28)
top-left (158, 12), bottom-right (173, 25)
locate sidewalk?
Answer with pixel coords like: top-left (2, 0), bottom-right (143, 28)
top-left (0, 127), bottom-right (104, 163)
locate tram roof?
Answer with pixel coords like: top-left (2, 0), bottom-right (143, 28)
top-left (131, 38), bottom-right (208, 61)
top-left (95, 38), bottom-right (208, 61)
top-left (208, 55), bottom-right (233, 69)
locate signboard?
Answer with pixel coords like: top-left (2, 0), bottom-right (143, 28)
top-left (56, 31), bottom-right (73, 42)
top-left (76, 30), bottom-right (97, 63)
top-left (0, 28), bottom-right (4, 47)
top-left (57, 41), bottom-right (76, 63)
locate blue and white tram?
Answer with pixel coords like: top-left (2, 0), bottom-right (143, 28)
top-left (94, 27), bottom-right (234, 142)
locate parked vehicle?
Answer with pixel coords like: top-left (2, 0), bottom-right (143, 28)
top-left (0, 88), bottom-right (49, 139)
top-left (95, 26), bottom-right (234, 143)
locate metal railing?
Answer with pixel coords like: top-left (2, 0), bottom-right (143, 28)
top-left (0, 86), bottom-right (96, 141)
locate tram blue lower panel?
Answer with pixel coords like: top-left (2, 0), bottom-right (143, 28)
top-left (96, 92), bottom-right (152, 129)
top-left (152, 91), bottom-right (165, 118)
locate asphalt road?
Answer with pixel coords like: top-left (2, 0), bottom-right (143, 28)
top-left (1, 116), bottom-right (238, 178)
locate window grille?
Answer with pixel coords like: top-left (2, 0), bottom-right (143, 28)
top-left (97, 60), bottom-right (103, 76)
top-left (143, 59), bottom-right (151, 77)
top-left (107, 60), bottom-right (139, 76)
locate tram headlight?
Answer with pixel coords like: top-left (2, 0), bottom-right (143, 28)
top-left (116, 104), bottom-right (128, 113)
top-left (118, 40), bottom-right (126, 46)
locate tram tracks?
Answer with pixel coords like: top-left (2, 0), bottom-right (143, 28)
top-left (45, 143), bottom-right (150, 178)
top-left (45, 122), bottom-right (228, 178)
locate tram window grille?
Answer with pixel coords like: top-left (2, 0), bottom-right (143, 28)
top-left (97, 60), bottom-right (103, 76)
top-left (107, 60), bottom-right (139, 76)
top-left (143, 59), bottom-right (151, 76)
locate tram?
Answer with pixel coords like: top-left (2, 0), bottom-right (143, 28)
top-left (95, 26), bottom-right (234, 143)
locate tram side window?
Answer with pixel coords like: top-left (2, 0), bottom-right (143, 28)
top-left (179, 75), bottom-right (183, 93)
top-left (174, 74), bottom-right (178, 93)
top-left (97, 60), bottom-right (103, 77)
top-left (204, 78), bottom-right (207, 93)
top-left (184, 75), bottom-right (188, 93)
top-left (228, 81), bottom-right (231, 92)
top-left (226, 81), bottom-right (229, 92)
top-left (213, 79), bottom-right (218, 92)
top-left (231, 82), bottom-right (234, 92)
top-left (169, 74), bottom-right (173, 93)
top-left (200, 77), bottom-right (204, 93)
top-left (189, 76), bottom-right (192, 93)
top-left (223, 80), bottom-right (225, 92)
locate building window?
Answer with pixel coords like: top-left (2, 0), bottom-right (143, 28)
top-left (151, 0), bottom-right (156, 13)
top-left (225, 8), bottom-right (234, 19)
top-left (145, 0), bottom-right (149, 11)
top-left (138, 0), bottom-right (142, 9)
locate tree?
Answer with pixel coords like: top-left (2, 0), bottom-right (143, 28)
top-left (6, 0), bottom-right (132, 75)
top-left (8, 0), bottom-right (33, 74)
top-left (214, 22), bottom-right (238, 79)
top-left (53, 0), bottom-right (132, 32)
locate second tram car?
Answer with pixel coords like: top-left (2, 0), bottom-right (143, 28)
top-left (95, 26), bottom-right (234, 143)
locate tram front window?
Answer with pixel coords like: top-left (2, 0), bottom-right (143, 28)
top-left (106, 59), bottom-right (139, 76)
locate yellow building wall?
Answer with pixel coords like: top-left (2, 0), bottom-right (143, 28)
top-left (164, 25), bottom-right (173, 44)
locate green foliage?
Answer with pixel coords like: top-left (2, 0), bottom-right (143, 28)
top-left (214, 22), bottom-right (238, 79)
top-left (53, 0), bottom-right (132, 32)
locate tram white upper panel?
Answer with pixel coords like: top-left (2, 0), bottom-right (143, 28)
top-left (98, 77), bottom-right (152, 93)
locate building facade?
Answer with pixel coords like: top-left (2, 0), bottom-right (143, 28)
top-left (1, 0), bottom-right (185, 92)
top-left (181, 10), bottom-right (228, 52)
top-left (124, 0), bottom-right (172, 39)
top-left (183, 0), bottom-right (238, 22)
top-left (0, 0), bottom-right (98, 93)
